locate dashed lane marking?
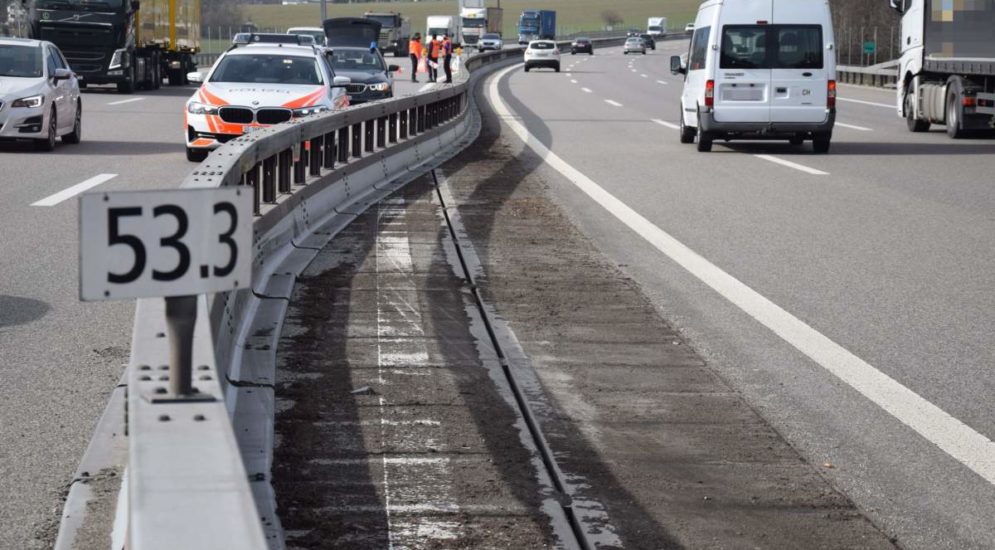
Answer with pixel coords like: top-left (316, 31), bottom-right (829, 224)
top-left (837, 97), bottom-right (893, 109)
top-left (836, 122), bottom-right (874, 132)
top-left (32, 173), bottom-right (117, 207)
top-left (582, 87), bottom-right (593, 93)
top-left (651, 119), bottom-right (680, 130)
top-left (657, 80), bottom-right (669, 85)
top-left (605, 100), bottom-right (623, 107)
top-left (106, 97), bottom-right (145, 106)
top-left (754, 154), bottom-right (829, 175)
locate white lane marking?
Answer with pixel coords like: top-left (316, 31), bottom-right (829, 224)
top-left (106, 97), bottom-right (145, 106)
top-left (651, 118), bottom-right (680, 130)
top-left (566, 73), bottom-right (573, 77)
top-left (657, 80), bottom-right (669, 85)
top-left (581, 87), bottom-right (593, 93)
top-left (630, 69), bottom-right (637, 73)
top-left (754, 154), bottom-right (829, 176)
top-left (838, 97), bottom-right (893, 109)
top-left (32, 173), bottom-right (117, 207)
top-left (836, 122), bottom-right (873, 132)
top-left (605, 100), bottom-right (623, 107)
top-left (641, 74), bottom-right (648, 78)
top-left (570, 79), bottom-right (578, 84)
top-left (489, 63), bottom-right (995, 489)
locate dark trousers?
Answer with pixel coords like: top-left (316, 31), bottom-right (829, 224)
top-left (443, 55), bottom-right (452, 82)
top-left (429, 56), bottom-right (438, 81)
top-left (409, 54), bottom-right (418, 81)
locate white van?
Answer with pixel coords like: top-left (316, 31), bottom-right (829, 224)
top-left (671, 0), bottom-right (837, 153)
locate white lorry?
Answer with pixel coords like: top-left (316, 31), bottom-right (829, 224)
top-left (460, 0), bottom-right (487, 48)
top-left (426, 15), bottom-right (460, 44)
top-left (889, 0), bottom-right (995, 138)
top-left (647, 17), bottom-right (667, 37)
top-left (671, 0), bottom-right (837, 153)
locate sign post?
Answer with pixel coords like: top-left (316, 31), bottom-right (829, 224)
top-left (80, 187), bottom-right (253, 397)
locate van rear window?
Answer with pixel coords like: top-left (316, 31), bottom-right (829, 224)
top-left (720, 25), bottom-right (823, 69)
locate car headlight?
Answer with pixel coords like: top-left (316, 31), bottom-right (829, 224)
top-left (368, 83), bottom-right (391, 92)
top-left (12, 95), bottom-right (44, 108)
top-left (187, 101), bottom-right (219, 115)
top-left (293, 106), bottom-right (330, 117)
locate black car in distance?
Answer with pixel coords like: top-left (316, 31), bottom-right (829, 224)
top-left (571, 37), bottom-right (593, 55)
top-left (639, 33), bottom-right (656, 50)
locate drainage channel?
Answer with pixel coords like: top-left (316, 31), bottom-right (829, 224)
top-left (431, 169), bottom-right (597, 550)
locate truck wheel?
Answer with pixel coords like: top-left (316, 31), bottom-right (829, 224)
top-left (168, 68), bottom-right (183, 86)
top-left (117, 65), bottom-right (135, 94)
top-left (812, 133), bottom-right (831, 154)
top-left (905, 88), bottom-right (930, 132)
top-left (946, 93), bottom-right (965, 139)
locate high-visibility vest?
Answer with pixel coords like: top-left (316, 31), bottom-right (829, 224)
top-left (430, 40), bottom-right (441, 58)
top-left (443, 39), bottom-right (452, 56)
top-left (409, 40), bottom-right (422, 57)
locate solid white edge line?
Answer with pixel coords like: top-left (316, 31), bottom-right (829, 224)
top-left (837, 97), bottom-right (894, 109)
top-left (32, 174), bottom-right (118, 207)
top-left (836, 122), bottom-right (874, 132)
top-left (753, 154), bottom-right (829, 176)
top-left (651, 118), bottom-right (680, 130)
top-left (487, 63), bottom-right (995, 488)
top-left (106, 97), bottom-right (145, 106)
top-left (605, 100), bottom-right (622, 107)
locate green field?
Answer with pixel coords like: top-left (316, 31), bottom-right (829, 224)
top-left (243, 0), bottom-right (702, 41)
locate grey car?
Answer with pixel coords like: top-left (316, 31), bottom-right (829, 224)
top-left (0, 38), bottom-right (82, 150)
top-left (623, 37), bottom-right (647, 55)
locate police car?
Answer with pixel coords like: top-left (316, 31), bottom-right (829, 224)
top-left (184, 34), bottom-right (350, 162)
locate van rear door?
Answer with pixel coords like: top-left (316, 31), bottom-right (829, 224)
top-left (770, 2), bottom-right (831, 123)
top-left (714, 22), bottom-right (773, 123)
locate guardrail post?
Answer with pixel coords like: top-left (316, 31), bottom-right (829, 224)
top-left (417, 106), bottom-right (426, 133)
top-left (389, 113), bottom-right (398, 144)
top-left (365, 119), bottom-right (375, 153)
top-left (323, 131), bottom-right (336, 169)
top-left (352, 123), bottom-right (363, 159)
top-left (377, 116), bottom-right (387, 149)
top-left (309, 136), bottom-right (322, 177)
top-left (278, 149), bottom-right (292, 194)
top-left (244, 162), bottom-right (260, 216)
top-left (164, 295), bottom-right (198, 396)
top-left (294, 141), bottom-right (307, 184)
top-left (262, 156), bottom-right (276, 204)
top-left (400, 110), bottom-right (409, 139)
top-left (338, 127), bottom-right (350, 163)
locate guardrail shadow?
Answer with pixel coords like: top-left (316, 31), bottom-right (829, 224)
top-left (0, 295), bottom-right (50, 330)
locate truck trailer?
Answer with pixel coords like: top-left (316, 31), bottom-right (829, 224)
top-left (891, 0), bottom-right (995, 137)
top-left (518, 9), bottom-right (555, 44)
top-left (365, 12), bottom-right (410, 57)
top-left (28, 0), bottom-right (199, 93)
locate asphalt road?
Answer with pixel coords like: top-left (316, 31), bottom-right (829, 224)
top-left (482, 42), bottom-right (995, 549)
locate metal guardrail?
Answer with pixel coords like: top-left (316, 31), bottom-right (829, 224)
top-left (838, 62), bottom-right (900, 88)
top-left (57, 35), bottom-right (629, 550)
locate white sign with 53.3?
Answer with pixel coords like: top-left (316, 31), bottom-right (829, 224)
top-left (79, 188), bottom-right (253, 301)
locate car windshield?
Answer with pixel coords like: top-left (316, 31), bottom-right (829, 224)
top-left (482, 33), bottom-right (500, 40)
top-left (210, 54), bottom-right (323, 85)
top-left (0, 45), bottom-right (43, 78)
top-left (627, 38), bottom-right (642, 44)
top-left (530, 42), bottom-right (554, 50)
top-left (327, 49), bottom-right (385, 71)
top-left (463, 18), bottom-right (486, 28)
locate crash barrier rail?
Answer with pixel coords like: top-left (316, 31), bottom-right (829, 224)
top-left (837, 61), bottom-right (900, 88)
top-left (55, 35), bottom-right (628, 550)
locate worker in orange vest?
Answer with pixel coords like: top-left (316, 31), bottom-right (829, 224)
top-left (408, 33), bottom-right (422, 82)
top-left (428, 35), bottom-right (442, 82)
top-left (442, 34), bottom-right (453, 83)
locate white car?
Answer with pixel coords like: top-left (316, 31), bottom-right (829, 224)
top-left (287, 27), bottom-right (326, 47)
top-left (184, 38), bottom-right (350, 162)
top-left (672, 0), bottom-right (836, 153)
top-left (0, 38), bottom-right (82, 151)
top-left (685, 23), bottom-right (695, 33)
top-left (479, 33), bottom-right (504, 52)
top-left (523, 40), bottom-right (560, 72)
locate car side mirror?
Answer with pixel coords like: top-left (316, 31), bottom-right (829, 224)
top-left (187, 71), bottom-right (203, 83)
top-left (332, 75), bottom-right (351, 88)
top-left (889, 0), bottom-right (904, 14)
top-left (52, 68), bottom-right (73, 81)
top-left (670, 55), bottom-right (686, 75)
top-left (387, 64), bottom-right (400, 72)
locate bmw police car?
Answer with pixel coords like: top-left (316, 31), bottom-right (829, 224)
top-left (184, 34), bottom-right (350, 162)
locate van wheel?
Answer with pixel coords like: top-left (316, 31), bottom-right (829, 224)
top-left (905, 88), bottom-right (930, 132)
top-left (679, 113), bottom-right (695, 144)
top-left (696, 120), bottom-right (713, 152)
top-left (812, 133), bottom-right (831, 154)
top-left (946, 93), bottom-right (965, 139)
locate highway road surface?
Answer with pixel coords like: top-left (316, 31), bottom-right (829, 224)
top-left (480, 41), bottom-right (995, 549)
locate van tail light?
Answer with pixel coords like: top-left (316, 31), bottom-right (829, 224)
top-left (827, 80), bottom-right (837, 109)
top-left (705, 80), bottom-right (715, 107)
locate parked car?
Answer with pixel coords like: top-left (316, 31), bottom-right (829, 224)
top-left (0, 38), bottom-right (82, 151)
top-left (184, 39), bottom-right (350, 162)
top-left (323, 47), bottom-right (399, 105)
top-left (479, 33), bottom-right (504, 52)
top-left (685, 23), bottom-right (695, 33)
top-left (571, 37), bottom-right (593, 55)
top-left (639, 33), bottom-right (656, 50)
top-left (287, 27), bottom-right (327, 46)
top-left (623, 37), bottom-right (646, 55)
top-left (524, 40), bottom-right (560, 72)
top-left (671, 0), bottom-right (836, 153)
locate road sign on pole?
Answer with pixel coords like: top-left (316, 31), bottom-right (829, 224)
top-left (863, 41), bottom-right (876, 55)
